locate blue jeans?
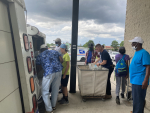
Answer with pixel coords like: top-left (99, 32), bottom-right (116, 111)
top-left (132, 84), bottom-right (147, 113)
top-left (42, 71), bottom-right (62, 112)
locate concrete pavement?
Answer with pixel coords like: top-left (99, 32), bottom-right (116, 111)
top-left (55, 62), bottom-right (150, 113)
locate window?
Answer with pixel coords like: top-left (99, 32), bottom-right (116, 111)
top-left (23, 34), bottom-right (29, 51)
top-left (27, 57), bottom-right (32, 73)
top-left (30, 76), bottom-right (35, 93)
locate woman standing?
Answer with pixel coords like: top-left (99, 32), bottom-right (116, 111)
top-left (115, 47), bottom-right (130, 105)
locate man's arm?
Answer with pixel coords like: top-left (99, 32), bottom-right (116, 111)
top-left (96, 51), bottom-right (108, 66)
top-left (94, 58), bottom-right (100, 63)
top-left (59, 56), bottom-right (63, 63)
top-left (96, 60), bottom-right (107, 66)
top-left (142, 65), bottom-right (150, 89)
top-left (100, 60), bottom-right (107, 65)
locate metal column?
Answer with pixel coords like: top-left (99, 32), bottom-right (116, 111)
top-left (69, 0), bottom-right (79, 93)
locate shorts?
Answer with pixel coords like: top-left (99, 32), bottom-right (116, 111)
top-left (61, 75), bottom-right (69, 87)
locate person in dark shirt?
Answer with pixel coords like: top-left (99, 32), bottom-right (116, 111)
top-left (95, 44), bottom-right (114, 99)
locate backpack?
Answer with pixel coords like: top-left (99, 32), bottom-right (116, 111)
top-left (115, 55), bottom-right (127, 76)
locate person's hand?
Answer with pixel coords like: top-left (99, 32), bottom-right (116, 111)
top-left (96, 63), bottom-right (100, 67)
top-left (142, 80), bottom-right (148, 89)
top-left (125, 75), bottom-right (129, 79)
top-left (63, 75), bottom-right (66, 79)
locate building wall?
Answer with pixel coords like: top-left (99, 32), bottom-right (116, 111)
top-left (124, 0), bottom-right (150, 110)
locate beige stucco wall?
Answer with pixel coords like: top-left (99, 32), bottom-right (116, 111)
top-left (124, 0), bottom-right (150, 110)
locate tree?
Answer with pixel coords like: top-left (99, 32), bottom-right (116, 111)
top-left (120, 41), bottom-right (124, 47)
top-left (47, 43), bottom-right (51, 48)
top-left (111, 40), bottom-right (119, 51)
top-left (47, 43), bottom-right (55, 48)
top-left (50, 43), bottom-right (55, 46)
top-left (83, 40), bottom-right (95, 47)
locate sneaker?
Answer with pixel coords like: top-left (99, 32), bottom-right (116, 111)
top-left (60, 99), bottom-right (69, 105)
top-left (116, 96), bottom-right (120, 105)
top-left (104, 95), bottom-right (112, 99)
top-left (52, 107), bottom-right (56, 110)
top-left (121, 93), bottom-right (124, 98)
top-left (59, 89), bottom-right (62, 94)
top-left (58, 97), bottom-right (64, 102)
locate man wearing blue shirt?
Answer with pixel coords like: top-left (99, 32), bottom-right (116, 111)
top-left (129, 37), bottom-right (150, 113)
top-left (36, 44), bottom-right (63, 113)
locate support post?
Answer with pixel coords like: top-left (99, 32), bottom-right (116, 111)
top-left (69, 0), bottom-right (79, 93)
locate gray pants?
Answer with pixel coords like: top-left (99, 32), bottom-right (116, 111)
top-left (42, 71), bottom-right (62, 112)
top-left (116, 76), bottom-right (126, 96)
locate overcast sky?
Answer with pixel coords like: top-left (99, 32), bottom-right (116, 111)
top-left (25, 0), bottom-right (127, 46)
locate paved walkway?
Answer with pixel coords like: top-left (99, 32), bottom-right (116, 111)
top-left (55, 63), bottom-right (149, 113)
top-left (38, 62), bottom-right (150, 113)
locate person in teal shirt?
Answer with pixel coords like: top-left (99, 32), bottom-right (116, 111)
top-left (129, 37), bottom-right (150, 113)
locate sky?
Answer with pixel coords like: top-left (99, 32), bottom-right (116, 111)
top-left (25, 0), bottom-right (127, 46)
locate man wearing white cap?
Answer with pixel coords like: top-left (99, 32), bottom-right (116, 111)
top-left (36, 44), bottom-right (63, 113)
top-left (129, 37), bottom-right (150, 113)
top-left (54, 38), bottom-right (63, 93)
top-left (54, 38), bottom-right (62, 54)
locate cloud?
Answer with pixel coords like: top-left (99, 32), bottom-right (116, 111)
top-left (25, 0), bottom-right (126, 24)
top-left (25, 0), bottom-right (127, 46)
top-left (78, 20), bottom-right (124, 42)
top-left (62, 26), bottom-right (71, 31)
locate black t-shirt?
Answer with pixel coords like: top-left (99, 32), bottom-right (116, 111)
top-left (100, 49), bottom-right (113, 69)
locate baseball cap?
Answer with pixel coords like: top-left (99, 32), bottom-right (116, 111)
top-left (60, 44), bottom-right (67, 49)
top-left (40, 44), bottom-right (47, 49)
top-left (54, 38), bottom-right (61, 42)
top-left (129, 37), bottom-right (144, 44)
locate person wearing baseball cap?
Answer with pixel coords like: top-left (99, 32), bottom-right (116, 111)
top-left (129, 37), bottom-right (150, 113)
top-left (58, 44), bottom-right (70, 105)
top-left (36, 44), bottom-right (63, 113)
top-left (54, 38), bottom-right (63, 94)
top-left (54, 38), bottom-right (62, 54)
top-left (40, 44), bottom-right (48, 53)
